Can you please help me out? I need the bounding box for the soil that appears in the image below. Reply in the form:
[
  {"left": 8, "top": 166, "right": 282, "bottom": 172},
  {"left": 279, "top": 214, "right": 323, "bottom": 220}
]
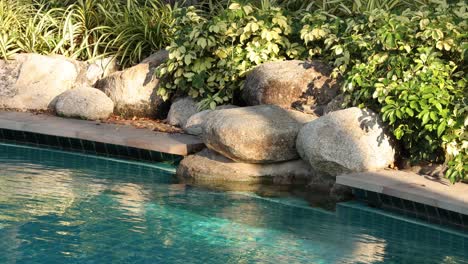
[
  {"left": 3, "top": 109, "right": 183, "bottom": 134},
  {"left": 103, "top": 114, "right": 182, "bottom": 134}
]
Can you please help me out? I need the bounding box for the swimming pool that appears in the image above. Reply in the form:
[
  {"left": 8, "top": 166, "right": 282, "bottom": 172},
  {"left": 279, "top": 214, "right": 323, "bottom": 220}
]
[{"left": 0, "top": 143, "right": 467, "bottom": 263}]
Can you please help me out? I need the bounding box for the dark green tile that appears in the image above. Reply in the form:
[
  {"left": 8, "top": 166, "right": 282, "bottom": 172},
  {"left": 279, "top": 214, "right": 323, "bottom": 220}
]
[
  {"left": 81, "top": 140, "right": 96, "bottom": 153},
  {"left": 69, "top": 138, "right": 83, "bottom": 151},
  {"left": 94, "top": 142, "right": 107, "bottom": 154},
  {"left": 57, "top": 137, "right": 71, "bottom": 149},
  {"left": 106, "top": 144, "right": 119, "bottom": 157}
]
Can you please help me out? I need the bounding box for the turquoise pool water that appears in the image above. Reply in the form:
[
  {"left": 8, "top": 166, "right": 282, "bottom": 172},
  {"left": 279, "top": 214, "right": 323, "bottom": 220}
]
[{"left": 0, "top": 143, "right": 467, "bottom": 264}]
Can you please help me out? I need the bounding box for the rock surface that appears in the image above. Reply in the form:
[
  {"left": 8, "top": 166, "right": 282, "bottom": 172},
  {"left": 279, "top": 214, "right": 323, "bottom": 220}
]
[
  {"left": 183, "top": 105, "right": 238, "bottom": 135},
  {"left": 297, "top": 107, "right": 395, "bottom": 176},
  {"left": 140, "top": 49, "right": 169, "bottom": 68},
  {"left": 324, "top": 94, "right": 346, "bottom": 114},
  {"left": 177, "top": 149, "right": 313, "bottom": 184},
  {"left": 242, "top": 60, "right": 340, "bottom": 115},
  {"left": 167, "top": 97, "right": 198, "bottom": 127},
  {"left": 95, "top": 58, "right": 167, "bottom": 118},
  {"left": 85, "top": 57, "right": 119, "bottom": 86},
  {"left": 202, "top": 105, "right": 317, "bottom": 163},
  {"left": 55, "top": 87, "right": 114, "bottom": 120},
  {"left": 0, "top": 54, "right": 84, "bottom": 110}
]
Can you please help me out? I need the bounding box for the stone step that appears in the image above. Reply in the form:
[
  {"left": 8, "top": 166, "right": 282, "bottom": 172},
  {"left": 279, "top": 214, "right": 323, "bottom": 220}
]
[
  {"left": 0, "top": 111, "right": 204, "bottom": 156},
  {"left": 337, "top": 169, "right": 468, "bottom": 216}
]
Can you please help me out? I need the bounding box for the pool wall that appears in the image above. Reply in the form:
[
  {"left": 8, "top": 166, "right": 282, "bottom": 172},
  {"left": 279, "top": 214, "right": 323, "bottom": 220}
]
[
  {"left": 0, "top": 128, "right": 182, "bottom": 165},
  {"left": 353, "top": 188, "right": 467, "bottom": 231}
]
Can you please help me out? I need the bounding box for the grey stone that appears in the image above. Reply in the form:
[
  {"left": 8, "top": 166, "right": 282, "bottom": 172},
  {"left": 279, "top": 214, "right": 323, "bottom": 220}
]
[
  {"left": 86, "top": 57, "right": 119, "bottom": 86},
  {"left": 242, "top": 60, "right": 340, "bottom": 115},
  {"left": 140, "top": 50, "right": 169, "bottom": 68},
  {"left": 324, "top": 94, "right": 347, "bottom": 114},
  {"left": 329, "top": 183, "right": 353, "bottom": 202},
  {"left": 297, "top": 107, "right": 395, "bottom": 176},
  {"left": 183, "top": 105, "right": 238, "bottom": 136},
  {"left": 95, "top": 63, "right": 167, "bottom": 118},
  {"left": 167, "top": 97, "right": 198, "bottom": 127},
  {"left": 177, "top": 149, "right": 313, "bottom": 184},
  {"left": 55, "top": 87, "right": 114, "bottom": 120},
  {"left": 202, "top": 105, "right": 317, "bottom": 163},
  {"left": 0, "top": 54, "right": 83, "bottom": 110}
]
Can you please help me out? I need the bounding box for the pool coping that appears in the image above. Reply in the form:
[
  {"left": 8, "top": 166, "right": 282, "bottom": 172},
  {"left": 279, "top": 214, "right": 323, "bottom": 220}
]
[
  {"left": 337, "top": 169, "right": 468, "bottom": 230},
  {"left": 0, "top": 111, "right": 205, "bottom": 164}
]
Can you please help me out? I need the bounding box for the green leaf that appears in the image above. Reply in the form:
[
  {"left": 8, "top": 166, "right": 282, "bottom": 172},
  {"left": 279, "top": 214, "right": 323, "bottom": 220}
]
[
  {"left": 434, "top": 102, "right": 443, "bottom": 112},
  {"left": 197, "top": 38, "right": 207, "bottom": 49},
  {"left": 406, "top": 108, "right": 414, "bottom": 117},
  {"left": 422, "top": 112, "right": 430, "bottom": 125},
  {"left": 437, "top": 122, "right": 446, "bottom": 137},
  {"left": 228, "top": 3, "right": 241, "bottom": 10},
  {"left": 209, "top": 101, "right": 216, "bottom": 110}
]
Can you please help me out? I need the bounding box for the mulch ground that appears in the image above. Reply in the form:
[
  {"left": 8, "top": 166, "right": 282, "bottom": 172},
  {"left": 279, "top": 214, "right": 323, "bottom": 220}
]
[{"left": 103, "top": 115, "right": 182, "bottom": 134}]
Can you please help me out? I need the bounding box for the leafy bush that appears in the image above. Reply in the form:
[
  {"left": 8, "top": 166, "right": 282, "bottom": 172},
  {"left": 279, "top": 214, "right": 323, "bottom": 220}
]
[
  {"left": 156, "top": 3, "right": 305, "bottom": 108},
  {"left": 158, "top": 1, "right": 466, "bottom": 181},
  {"left": 300, "top": 2, "right": 467, "bottom": 182}
]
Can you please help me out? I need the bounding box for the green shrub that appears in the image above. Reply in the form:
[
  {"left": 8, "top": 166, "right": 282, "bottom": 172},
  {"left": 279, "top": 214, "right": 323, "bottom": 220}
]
[
  {"left": 156, "top": 3, "right": 306, "bottom": 108},
  {"left": 0, "top": 0, "right": 174, "bottom": 66},
  {"left": 102, "top": 0, "right": 176, "bottom": 67},
  {"left": 300, "top": 2, "right": 467, "bottom": 182},
  {"left": 158, "top": 1, "right": 466, "bottom": 181}
]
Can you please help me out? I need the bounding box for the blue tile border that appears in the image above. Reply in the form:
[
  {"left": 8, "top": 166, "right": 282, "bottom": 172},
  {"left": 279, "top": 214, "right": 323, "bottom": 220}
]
[
  {"left": 0, "top": 128, "right": 182, "bottom": 166},
  {"left": 352, "top": 188, "right": 467, "bottom": 231}
]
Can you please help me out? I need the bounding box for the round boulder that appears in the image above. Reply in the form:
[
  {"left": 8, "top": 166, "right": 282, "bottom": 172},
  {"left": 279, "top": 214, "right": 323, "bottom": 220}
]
[
  {"left": 55, "top": 87, "right": 114, "bottom": 120},
  {"left": 183, "top": 105, "right": 238, "bottom": 136},
  {"left": 94, "top": 50, "right": 169, "bottom": 118},
  {"left": 0, "top": 53, "right": 82, "bottom": 110},
  {"left": 297, "top": 107, "right": 395, "bottom": 176},
  {"left": 167, "top": 97, "right": 198, "bottom": 127},
  {"left": 177, "top": 149, "right": 314, "bottom": 184},
  {"left": 202, "top": 105, "right": 317, "bottom": 163},
  {"left": 242, "top": 60, "right": 340, "bottom": 115}
]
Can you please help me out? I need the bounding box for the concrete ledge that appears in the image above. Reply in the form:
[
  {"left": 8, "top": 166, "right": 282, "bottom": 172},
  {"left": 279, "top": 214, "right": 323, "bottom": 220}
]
[
  {"left": 0, "top": 111, "right": 204, "bottom": 156},
  {"left": 337, "top": 169, "right": 468, "bottom": 215}
]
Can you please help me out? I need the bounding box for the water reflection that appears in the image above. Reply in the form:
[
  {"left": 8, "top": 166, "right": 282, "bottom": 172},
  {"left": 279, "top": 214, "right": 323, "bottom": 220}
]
[{"left": 0, "top": 144, "right": 467, "bottom": 264}]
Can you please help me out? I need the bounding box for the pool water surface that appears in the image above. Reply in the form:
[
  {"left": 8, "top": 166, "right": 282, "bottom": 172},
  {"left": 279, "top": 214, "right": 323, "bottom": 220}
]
[{"left": 0, "top": 143, "right": 467, "bottom": 264}]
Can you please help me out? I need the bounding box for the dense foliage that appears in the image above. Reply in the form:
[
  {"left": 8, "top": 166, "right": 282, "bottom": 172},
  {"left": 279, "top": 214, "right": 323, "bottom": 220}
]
[
  {"left": 0, "top": 0, "right": 175, "bottom": 66},
  {"left": 156, "top": 3, "right": 305, "bottom": 108},
  {"left": 300, "top": 3, "right": 467, "bottom": 182},
  {"left": 157, "top": 1, "right": 467, "bottom": 182}
]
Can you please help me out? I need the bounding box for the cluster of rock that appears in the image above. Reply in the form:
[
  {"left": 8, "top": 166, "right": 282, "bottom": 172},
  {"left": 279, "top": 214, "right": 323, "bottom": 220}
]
[
  {"left": 169, "top": 60, "right": 395, "bottom": 200},
  {"left": 0, "top": 52, "right": 396, "bottom": 199},
  {"left": 0, "top": 50, "right": 169, "bottom": 120}
]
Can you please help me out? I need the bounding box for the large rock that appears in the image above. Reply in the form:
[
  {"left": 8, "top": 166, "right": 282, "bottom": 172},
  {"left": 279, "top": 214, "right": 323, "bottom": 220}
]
[
  {"left": 242, "top": 60, "right": 341, "bottom": 115},
  {"left": 0, "top": 54, "right": 85, "bottom": 110},
  {"left": 202, "top": 105, "right": 317, "bottom": 163},
  {"left": 324, "top": 94, "right": 347, "bottom": 114},
  {"left": 167, "top": 97, "right": 198, "bottom": 127},
  {"left": 85, "top": 57, "right": 119, "bottom": 86},
  {"left": 55, "top": 87, "right": 114, "bottom": 120},
  {"left": 94, "top": 51, "right": 169, "bottom": 118},
  {"left": 183, "top": 105, "right": 238, "bottom": 135},
  {"left": 177, "top": 149, "right": 314, "bottom": 184},
  {"left": 140, "top": 49, "right": 169, "bottom": 68},
  {"left": 297, "top": 107, "right": 395, "bottom": 176}
]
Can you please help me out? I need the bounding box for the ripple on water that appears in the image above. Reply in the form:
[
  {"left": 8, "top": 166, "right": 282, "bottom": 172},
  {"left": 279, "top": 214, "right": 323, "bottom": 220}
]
[{"left": 0, "top": 144, "right": 467, "bottom": 264}]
